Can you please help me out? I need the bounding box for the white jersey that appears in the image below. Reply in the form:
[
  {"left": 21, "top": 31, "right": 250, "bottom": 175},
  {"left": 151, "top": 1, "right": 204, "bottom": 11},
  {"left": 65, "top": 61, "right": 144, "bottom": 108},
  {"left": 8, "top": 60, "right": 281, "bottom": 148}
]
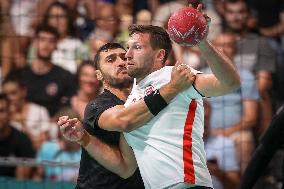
[{"left": 124, "top": 66, "right": 213, "bottom": 189}]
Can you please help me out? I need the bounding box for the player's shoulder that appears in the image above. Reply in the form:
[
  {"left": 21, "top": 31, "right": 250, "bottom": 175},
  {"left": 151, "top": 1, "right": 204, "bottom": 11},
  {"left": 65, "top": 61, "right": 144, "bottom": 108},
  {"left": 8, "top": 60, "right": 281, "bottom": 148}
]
[{"left": 86, "top": 90, "right": 123, "bottom": 112}]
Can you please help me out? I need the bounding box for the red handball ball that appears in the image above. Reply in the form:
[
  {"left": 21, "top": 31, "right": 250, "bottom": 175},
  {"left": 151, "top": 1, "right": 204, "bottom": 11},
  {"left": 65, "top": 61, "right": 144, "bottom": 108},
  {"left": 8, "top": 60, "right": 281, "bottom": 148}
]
[{"left": 168, "top": 7, "right": 208, "bottom": 47}]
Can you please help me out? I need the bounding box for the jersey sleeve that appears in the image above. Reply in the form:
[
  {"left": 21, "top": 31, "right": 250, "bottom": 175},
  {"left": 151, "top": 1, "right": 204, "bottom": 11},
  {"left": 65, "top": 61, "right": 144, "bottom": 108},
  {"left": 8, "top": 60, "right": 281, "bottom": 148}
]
[{"left": 83, "top": 99, "right": 115, "bottom": 131}]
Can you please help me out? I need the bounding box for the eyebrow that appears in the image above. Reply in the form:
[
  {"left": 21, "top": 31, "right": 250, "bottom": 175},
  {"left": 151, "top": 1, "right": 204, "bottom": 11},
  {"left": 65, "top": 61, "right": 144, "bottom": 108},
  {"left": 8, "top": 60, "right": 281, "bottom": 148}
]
[{"left": 105, "top": 53, "right": 126, "bottom": 59}]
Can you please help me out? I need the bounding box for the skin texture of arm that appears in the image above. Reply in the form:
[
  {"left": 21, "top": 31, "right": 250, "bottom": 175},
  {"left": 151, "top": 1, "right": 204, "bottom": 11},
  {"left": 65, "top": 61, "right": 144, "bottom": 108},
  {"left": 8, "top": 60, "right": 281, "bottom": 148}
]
[
  {"left": 58, "top": 117, "right": 137, "bottom": 178},
  {"left": 98, "top": 63, "right": 196, "bottom": 132},
  {"left": 195, "top": 40, "right": 240, "bottom": 97},
  {"left": 83, "top": 133, "right": 137, "bottom": 178}
]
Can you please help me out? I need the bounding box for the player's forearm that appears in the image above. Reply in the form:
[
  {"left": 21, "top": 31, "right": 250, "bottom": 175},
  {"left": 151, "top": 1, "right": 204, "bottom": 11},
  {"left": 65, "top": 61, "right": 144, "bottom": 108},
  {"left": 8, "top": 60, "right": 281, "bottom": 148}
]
[
  {"left": 81, "top": 133, "right": 133, "bottom": 178},
  {"left": 121, "top": 83, "right": 181, "bottom": 131},
  {"left": 104, "top": 85, "right": 180, "bottom": 132},
  {"left": 198, "top": 40, "right": 240, "bottom": 92}
]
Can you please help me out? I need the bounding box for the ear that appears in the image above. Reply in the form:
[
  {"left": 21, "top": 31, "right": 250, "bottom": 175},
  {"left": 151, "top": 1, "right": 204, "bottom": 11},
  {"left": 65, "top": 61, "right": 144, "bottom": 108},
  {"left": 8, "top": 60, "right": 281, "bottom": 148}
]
[
  {"left": 95, "top": 70, "right": 103, "bottom": 81},
  {"left": 156, "top": 49, "right": 166, "bottom": 63}
]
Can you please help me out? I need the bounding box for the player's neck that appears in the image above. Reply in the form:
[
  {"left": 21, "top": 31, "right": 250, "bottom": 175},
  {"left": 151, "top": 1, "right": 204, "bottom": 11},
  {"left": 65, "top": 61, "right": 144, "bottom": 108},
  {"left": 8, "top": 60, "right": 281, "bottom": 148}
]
[{"left": 136, "top": 64, "right": 164, "bottom": 83}]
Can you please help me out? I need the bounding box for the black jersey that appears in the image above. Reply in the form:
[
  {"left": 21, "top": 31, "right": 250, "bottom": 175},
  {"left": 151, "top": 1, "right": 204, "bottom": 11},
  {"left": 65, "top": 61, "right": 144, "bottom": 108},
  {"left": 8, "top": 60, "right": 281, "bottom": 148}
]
[{"left": 76, "top": 90, "right": 144, "bottom": 189}]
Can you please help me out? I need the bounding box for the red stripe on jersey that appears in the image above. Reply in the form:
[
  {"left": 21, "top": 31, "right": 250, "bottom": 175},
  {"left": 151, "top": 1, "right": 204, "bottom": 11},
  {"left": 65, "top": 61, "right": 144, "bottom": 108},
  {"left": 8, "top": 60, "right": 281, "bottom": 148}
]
[{"left": 183, "top": 99, "right": 197, "bottom": 183}]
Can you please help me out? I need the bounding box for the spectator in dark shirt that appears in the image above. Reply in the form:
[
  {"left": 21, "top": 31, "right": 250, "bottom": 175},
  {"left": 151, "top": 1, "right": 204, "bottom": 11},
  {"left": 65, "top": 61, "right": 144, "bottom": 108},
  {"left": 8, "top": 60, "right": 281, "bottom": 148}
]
[
  {"left": 0, "top": 93, "right": 35, "bottom": 179},
  {"left": 15, "top": 25, "right": 76, "bottom": 117}
]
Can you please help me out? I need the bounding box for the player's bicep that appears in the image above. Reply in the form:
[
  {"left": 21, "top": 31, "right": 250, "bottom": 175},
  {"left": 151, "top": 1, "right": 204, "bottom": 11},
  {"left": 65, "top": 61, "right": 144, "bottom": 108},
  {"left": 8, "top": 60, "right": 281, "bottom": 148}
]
[
  {"left": 98, "top": 105, "right": 127, "bottom": 131},
  {"left": 194, "top": 73, "right": 232, "bottom": 97}
]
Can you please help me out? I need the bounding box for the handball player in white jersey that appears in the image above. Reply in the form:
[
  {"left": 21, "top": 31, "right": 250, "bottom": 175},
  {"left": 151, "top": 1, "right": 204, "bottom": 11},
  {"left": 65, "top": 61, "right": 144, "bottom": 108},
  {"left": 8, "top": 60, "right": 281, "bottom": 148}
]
[{"left": 58, "top": 6, "right": 240, "bottom": 189}]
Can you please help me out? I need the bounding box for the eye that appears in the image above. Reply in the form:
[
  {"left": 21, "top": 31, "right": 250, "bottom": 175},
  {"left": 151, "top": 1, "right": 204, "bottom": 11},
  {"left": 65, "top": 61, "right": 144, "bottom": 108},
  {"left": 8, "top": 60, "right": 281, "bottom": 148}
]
[
  {"left": 106, "top": 57, "right": 115, "bottom": 63},
  {"left": 134, "top": 45, "right": 141, "bottom": 49},
  {"left": 106, "top": 54, "right": 117, "bottom": 63}
]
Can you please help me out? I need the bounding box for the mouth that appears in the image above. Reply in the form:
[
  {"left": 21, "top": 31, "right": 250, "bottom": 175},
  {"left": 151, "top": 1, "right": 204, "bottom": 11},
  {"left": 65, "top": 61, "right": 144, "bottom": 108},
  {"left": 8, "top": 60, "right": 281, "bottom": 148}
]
[
  {"left": 117, "top": 67, "right": 128, "bottom": 74},
  {"left": 127, "top": 62, "right": 135, "bottom": 69}
]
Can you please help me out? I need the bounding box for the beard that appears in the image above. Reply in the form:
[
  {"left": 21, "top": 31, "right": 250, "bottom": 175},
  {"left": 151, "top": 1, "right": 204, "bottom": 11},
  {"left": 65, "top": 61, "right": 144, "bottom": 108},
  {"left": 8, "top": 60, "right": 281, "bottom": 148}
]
[
  {"left": 127, "top": 55, "right": 154, "bottom": 79},
  {"left": 37, "top": 52, "right": 52, "bottom": 62},
  {"left": 103, "top": 74, "right": 133, "bottom": 89}
]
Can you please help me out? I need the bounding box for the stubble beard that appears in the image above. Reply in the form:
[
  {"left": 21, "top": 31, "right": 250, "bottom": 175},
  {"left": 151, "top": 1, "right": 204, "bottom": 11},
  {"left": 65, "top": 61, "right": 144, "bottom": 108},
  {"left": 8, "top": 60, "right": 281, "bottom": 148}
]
[
  {"left": 104, "top": 75, "right": 133, "bottom": 89},
  {"left": 37, "top": 53, "right": 52, "bottom": 62}
]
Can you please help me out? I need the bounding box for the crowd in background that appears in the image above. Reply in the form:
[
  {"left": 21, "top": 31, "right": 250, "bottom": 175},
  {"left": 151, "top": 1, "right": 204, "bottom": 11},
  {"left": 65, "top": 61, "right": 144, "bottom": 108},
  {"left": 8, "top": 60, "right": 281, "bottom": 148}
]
[{"left": 0, "top": 0, "right": 283, "bottom": 188}]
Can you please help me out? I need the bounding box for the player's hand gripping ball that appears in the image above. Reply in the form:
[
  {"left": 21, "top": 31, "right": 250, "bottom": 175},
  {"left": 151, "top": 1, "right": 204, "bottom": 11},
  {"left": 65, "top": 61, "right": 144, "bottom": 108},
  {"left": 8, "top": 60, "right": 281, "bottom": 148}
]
[{"left": 168, "top": 6, "right": 209, "bottom": 47}]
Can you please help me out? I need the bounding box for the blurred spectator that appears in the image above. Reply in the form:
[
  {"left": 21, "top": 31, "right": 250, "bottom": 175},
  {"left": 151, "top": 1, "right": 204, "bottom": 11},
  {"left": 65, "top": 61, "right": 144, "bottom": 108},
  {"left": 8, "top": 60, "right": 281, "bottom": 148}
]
[
  {"left": 0, "top": 93, "right": 35, "bottom": 179},
  {"left": 204, "top": 100, "right": 240, "bottom": 189},
  {"left": 89, "top": 2, "right": 120, "bottom": 41},
  {"left": 206, "top": 32, "right": 259, "bottom": 175},
  {"left": 152, "top": 0, "right": 186, "bottom": 28},
  {"left": 9, "top": 0, "right": 38, "bottom": 51},
  {"left": 147, "top": 0, "right": 181, "bottom": 14},
  {"left": 115, "top": 0, "right": 133, "bottom": 17},
  {"left": 135, "top": 9, "right": 152, "bottom": 25},
  {"left": 2, "top": 74, "right": 50, "bottom": 151},
  {"left": 223, "top": 0, "right": 276, "bottom": 138},
  {"left": 248, "top": 0, "right": 284, "bottom": 111},
  {"left": 116, "top": 14, "right": 133, "bottom": 46},
  {"left": 69, "top": 0, "right": 96, "bottom": 41},
  {"left": 83, "top": 33, "right": 111, "bottom": 61},
  {"left": 29, "top": 2, "right": 86, "bottom": 74},
  {"left": 0, "top": 0, "right": 25, "bottom": 81},
  {"left": 36, "top": 107, "right": 80, "bottom": 181},
  {"left": 203, "top": 0, "right": 223, "bottom": 40},
  {"left": 52, "top": 138, "right": 81, "bottom": 182},
  {"left": 248, "top": 0, "right": 284, "bottom": 37},
  {"left": 71, "top": 61, "right": 102, "bottom": 120},
  {"left": 15, "top": 25, "right": 77, "bottom": 118},
  {"left": 172, "top": 44, "right": 203, "bottom": 70}
]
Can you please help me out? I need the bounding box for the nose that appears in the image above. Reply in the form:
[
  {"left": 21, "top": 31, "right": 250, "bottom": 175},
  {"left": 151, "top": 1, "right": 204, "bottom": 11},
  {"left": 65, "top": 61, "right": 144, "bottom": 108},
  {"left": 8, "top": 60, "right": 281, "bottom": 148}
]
[
  {"left": 125, "top": 48, "right": 133, "bottom": 61},
  {"left": 117, "top": 57, "right": 126, "bottom": 67}
]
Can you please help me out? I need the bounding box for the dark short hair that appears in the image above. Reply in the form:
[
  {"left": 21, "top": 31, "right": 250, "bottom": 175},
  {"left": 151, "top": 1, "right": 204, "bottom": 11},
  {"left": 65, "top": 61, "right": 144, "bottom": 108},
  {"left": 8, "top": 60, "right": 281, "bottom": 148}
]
[
  {"left": 2, "top": 73, "right": 26, "bottom": 89},
  {"left": 93, "top": 43, "right": 126, "bottom": 70},
  {"left": 35, "top": 24, "right": 59, "bottom": 39},
  {"left": 128, "top": 24, "right": 172, "bottom": 64}
]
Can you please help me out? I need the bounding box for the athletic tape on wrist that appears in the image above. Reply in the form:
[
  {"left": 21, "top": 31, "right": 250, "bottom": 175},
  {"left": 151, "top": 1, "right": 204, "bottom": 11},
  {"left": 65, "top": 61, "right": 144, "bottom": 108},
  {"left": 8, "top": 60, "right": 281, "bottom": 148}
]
[{"left": 144, "top": 89, "right": 168, "bottom": 116}]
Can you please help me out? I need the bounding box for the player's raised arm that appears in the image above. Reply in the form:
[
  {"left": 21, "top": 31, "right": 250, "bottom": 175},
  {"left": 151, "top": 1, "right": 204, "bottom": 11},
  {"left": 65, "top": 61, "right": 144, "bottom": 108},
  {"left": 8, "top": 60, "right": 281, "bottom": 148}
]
[
  {"left": 98, "top": 62, "right": 196, "bottom": 132},
  {"left": 195, "top": 39, "right": 240, "bottom": 97},
  {"left": 168, "top": 4, "right": 240, "bottom": 97}
]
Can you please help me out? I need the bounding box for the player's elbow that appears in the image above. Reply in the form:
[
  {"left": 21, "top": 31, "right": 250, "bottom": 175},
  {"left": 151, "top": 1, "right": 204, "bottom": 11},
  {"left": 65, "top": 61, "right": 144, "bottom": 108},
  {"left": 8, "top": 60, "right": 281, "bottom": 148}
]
[
  {"left": 117, "top": 166, "right": 136, "bottom": 179},
  {"left": 118, "top": 171, "right": 132, "bottom": 179}
]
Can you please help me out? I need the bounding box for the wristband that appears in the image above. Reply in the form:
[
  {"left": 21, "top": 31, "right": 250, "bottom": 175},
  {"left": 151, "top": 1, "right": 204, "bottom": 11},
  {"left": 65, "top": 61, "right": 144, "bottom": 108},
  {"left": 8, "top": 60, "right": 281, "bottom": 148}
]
[
  {"left": 78, "top": 130, "right": 90, "bottom": 147},
  {"left": 144, "top": 89, "right": 168, "bottom": 116}
]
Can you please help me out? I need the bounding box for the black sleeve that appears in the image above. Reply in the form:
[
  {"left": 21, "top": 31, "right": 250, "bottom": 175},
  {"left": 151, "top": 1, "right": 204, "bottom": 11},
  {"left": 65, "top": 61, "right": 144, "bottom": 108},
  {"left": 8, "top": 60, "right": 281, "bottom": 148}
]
[
  {"left": 82, "top": 95, "right": 122, "bottom": 145},
  {"left": 84, "top": 99, "right": 117, "bottom": 131},
  {"left": 240, "top": 108, "right": 284, "bottom": 189}
]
